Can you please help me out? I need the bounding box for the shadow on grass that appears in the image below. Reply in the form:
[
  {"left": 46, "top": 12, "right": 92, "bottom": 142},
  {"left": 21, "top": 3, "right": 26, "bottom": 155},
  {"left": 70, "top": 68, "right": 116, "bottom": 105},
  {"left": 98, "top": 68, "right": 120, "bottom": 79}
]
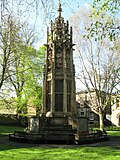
[
  {"left": 0, "top": 125, "right": 120, "bottom": 153},
  {"left": 0, "top": 144, "right": 120, "bottom": 160},
  {"left": 0, "top": 137, "right": 120, "bottom": 160},
  {"left": 0, "top": 135, "right": 120, "bottom": 151}
]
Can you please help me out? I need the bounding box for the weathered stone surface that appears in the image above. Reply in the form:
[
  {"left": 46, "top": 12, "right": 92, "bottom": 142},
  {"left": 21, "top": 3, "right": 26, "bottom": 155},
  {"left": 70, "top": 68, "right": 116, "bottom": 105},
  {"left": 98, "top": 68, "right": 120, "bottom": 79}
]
[
  {"left": 10, "top": 1, "right": 90, "bottom": 144},
  {"left": 28, "top": 1, "right": 89, "bottom": 143}
]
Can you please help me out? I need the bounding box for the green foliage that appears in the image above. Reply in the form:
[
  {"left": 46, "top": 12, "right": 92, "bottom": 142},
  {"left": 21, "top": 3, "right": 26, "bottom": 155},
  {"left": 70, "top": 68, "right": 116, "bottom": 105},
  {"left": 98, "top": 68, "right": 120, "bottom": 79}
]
[
  {"left": 14, "top": 45, "right": 45, "bottom": 116},
  {"left": 85, "top": 0, "right": 120, "bottom": 42},
  {"left": 93, "top": 0, "right": 120, "bottom": 15},
  {"left": 0, "top": 97, "right": 16, "bottom": 111},
  {"left": 21, "top": 46, "right": 45, "bottom": 116},
  {"left": 0, "top": 16, "right": 45, "bottom": 116},
  {"left": 85, "top": 19, "right": 119, "bottom": 42}
]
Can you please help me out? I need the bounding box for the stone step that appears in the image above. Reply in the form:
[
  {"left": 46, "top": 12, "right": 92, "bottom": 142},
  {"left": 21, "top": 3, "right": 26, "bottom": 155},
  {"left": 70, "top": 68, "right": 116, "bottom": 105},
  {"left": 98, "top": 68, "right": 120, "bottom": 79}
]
[
  {"left": 45, "top": 134, "right": 75, "bottom": 141},
  {"left": 44, "top": 130, "right": 76, "bottom": 134},
  {"left": 41, "top": 124, "right": 73, "bottom": 130},
  {"left": 9, "top": 127, "right": 77, "bottom": 144},
  {"left": 40, "top": 127, "right": 77, "bottom": 133}
]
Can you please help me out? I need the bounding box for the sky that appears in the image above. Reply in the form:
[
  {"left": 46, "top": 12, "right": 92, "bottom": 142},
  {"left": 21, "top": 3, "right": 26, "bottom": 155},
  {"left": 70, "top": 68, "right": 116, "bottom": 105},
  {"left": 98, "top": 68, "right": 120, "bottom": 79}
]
[
  {"left": 12, "top": 0, "right": 92, "bottom": 91},
  {"left": 0, "top": 0, "right": 94, "bottom": 95},
  {"left": 34, "top": 0, "right": 93, "bottom": 48},
  {"left": 57, "top": 0, "right": 93, "bottom": 19},
  {"left": 1, "top": 0, "right": 119, "bottom": 97},
  {"left": 41, "top": 0, "right": 93, "bottom": 91}
]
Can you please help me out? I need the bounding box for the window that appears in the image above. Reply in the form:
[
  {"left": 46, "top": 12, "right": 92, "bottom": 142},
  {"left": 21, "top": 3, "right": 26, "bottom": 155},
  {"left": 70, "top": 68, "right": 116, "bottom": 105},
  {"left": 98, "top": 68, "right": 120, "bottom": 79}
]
[
  {"left": 55, "top": 94, "right": 63, "bottom": 111},
  {"left": 55, "top": 80, "right": 63, "bottom": 92},
  {"left": 67, "top": 81, "right": 71, "bottom": 93},
  {"left": 55, "top": 80, "right": 63, "bottom": 111},
  {"left": 81, "top": 112, "right": 84, "bottom": 116},
  {"left": 89, "top": 112, "right": 94, "bottom": 120},
  {"left": 67, "top": 81, "right": 71, "bottom": 112}
]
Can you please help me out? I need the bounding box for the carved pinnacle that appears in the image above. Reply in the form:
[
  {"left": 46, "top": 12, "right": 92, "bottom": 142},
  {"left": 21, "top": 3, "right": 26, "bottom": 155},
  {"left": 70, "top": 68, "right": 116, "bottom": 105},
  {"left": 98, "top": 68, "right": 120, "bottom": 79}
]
[{"left": 58, "top": 0, "right": 62, "bottom": 17}]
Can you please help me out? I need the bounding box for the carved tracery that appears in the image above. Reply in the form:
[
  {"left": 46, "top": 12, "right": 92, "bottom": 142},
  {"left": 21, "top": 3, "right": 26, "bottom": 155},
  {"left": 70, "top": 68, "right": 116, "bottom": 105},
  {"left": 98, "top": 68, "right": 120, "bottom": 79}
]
[
  {"left": 47, "top": 44, "right": 53, "bottom": 71},
  {"left": 55, "top": 41, "right": 63, "bottom": 69}
]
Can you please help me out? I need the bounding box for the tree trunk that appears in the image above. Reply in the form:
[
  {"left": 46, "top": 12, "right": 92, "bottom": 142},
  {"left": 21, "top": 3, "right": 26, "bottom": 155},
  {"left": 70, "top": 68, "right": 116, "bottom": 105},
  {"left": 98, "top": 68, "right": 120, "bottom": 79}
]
[{"left": 99, "top": 113, "right": 104, "bottom": 131}]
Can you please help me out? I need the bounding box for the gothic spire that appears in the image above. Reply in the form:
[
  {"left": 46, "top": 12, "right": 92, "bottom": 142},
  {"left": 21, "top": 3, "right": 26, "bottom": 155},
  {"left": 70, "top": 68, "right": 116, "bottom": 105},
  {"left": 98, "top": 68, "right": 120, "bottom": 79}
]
[{"left": 58, "top": 0, "right": 62, "bottom": 17}]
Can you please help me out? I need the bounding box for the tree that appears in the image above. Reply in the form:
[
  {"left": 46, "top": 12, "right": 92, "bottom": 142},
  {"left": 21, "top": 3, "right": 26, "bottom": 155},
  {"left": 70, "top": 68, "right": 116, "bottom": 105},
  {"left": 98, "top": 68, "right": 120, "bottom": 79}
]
[
  {"left": 7, "top": 43, "right": 45, "bottom": 117},
  {"left": 92, "top": 0, "right": 120, "bottom": 15},
  {"left": 91, "top": 0, "right": 120, "bottom": 41},
  {"left": 0, "top": 14, "right": 45, "bottom": 120},
  {"left": 0, "top": 0, "right": 60, "bottom": 121},
  {"left": 0, "top": 0, "right": 55, "bottom": 90},
  {"left": 21, "top": 46, "right": 45, "bottom": 116},
  {"left": 71, "top": 6, "right": 120, "bottom": 131},
  {"left": 0, "top": 16, "right": 19, "bottom": 90}
]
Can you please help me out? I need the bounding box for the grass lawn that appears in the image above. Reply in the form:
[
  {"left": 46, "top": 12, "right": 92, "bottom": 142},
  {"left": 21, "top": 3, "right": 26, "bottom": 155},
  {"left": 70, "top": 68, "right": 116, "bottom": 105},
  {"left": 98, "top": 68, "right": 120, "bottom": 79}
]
[
  {"left": 0, "top": 126, "right": 120, "bottom": 160},
  {"left": 0, "top": 125, "right": 24, "bottom": 136},
  {"left": 107, "top": 131, "right": 120, "bottom": 136},
  {"left": 0, "top": 144, "right": 120, "bottom": 160}
]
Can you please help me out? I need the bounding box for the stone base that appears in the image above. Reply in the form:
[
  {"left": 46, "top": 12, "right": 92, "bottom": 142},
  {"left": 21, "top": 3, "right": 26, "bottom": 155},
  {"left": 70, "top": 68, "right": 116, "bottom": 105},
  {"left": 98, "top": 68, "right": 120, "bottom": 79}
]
[
  {"left": 27, "top": 115, "right": 89, "bottom": 143},
  {"left": 9, "top": 116, "right": 109, "bottom": 144},
  {"left": 28, "top": 116, "right": 77, "bottom": 143}
]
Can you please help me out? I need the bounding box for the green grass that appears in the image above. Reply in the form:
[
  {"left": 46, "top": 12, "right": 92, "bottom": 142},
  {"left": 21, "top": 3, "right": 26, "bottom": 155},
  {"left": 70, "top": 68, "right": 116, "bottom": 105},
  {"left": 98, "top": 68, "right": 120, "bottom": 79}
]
[
  {"left": 0, "top": 144, "right": 120, "bottom": 160},
  {"left": 107, "top": 131, "right": 120, "bottom": 136},
  {"left": 105, "top": 126, "right": 120, "bottom": 131},
  {"left": 0, "top": 125, "right": 24, "bottom": 136},
  {"left": 0, "top": 126, "right": 120, "bottom": 160}
]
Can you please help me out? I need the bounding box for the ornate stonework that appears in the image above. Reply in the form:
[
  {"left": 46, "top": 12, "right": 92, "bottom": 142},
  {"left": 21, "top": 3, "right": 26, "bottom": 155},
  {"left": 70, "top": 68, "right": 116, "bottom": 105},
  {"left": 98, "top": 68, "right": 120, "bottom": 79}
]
[
  {"left": 43, "top": 0, "right": 76, "bottom": 117},
  {"left": 9, "top": 1, "right": 89, "bottom": 144}
]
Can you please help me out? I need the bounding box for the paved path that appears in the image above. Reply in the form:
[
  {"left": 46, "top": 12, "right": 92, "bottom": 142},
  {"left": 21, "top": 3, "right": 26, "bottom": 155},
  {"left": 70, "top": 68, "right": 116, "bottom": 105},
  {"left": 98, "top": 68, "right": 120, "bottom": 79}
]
[
  {"left": 0, "top": 135, "right": 120, "bottom": 148},
  {"left": 87, "top": 136, "right": 120, "bottom": 147}
]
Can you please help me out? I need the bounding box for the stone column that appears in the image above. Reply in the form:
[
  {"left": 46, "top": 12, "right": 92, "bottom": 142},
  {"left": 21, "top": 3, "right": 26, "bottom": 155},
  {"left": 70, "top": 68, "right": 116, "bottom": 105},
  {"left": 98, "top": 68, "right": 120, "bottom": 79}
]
[
  {"left": 63, "top": 76, "right": 67, "bottom": 113},
  {"left": 42, "top": 48, "right": 49, "bottom": 114},
  {"left": 63, "top": 44, "right": 67, "bottom": 114},
  {"left": 71, "top": 64, "right": 76, "bottom": 114},
  {"left": 51, "top": 43, "right": 55, "bottom": 113},
  {"left": 42, "top": 78, "right": 46, "bottom": 114}
]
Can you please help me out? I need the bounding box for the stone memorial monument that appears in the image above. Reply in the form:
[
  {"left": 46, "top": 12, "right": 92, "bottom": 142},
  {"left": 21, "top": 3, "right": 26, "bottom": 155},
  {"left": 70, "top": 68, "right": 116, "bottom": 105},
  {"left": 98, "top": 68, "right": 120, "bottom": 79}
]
[
  {"left": 9, "top": 0, "right": 90, "bottom": 144},
  {"left": 28, "top": 1, "right": 89, "bottom": 143}
]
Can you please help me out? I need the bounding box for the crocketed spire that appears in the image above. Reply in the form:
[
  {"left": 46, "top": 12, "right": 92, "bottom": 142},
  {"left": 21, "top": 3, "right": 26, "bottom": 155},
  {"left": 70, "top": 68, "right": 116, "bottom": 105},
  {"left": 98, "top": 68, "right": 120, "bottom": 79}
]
[{"left": 58, "top": 0, "right": 62, "bottom": 17}]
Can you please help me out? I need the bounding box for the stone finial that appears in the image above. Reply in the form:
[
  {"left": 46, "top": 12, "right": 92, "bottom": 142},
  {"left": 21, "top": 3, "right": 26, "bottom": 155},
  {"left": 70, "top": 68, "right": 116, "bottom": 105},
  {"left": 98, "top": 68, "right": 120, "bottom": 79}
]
[{"left": 58, "top": 0, "right": 62, "bottom": 17}]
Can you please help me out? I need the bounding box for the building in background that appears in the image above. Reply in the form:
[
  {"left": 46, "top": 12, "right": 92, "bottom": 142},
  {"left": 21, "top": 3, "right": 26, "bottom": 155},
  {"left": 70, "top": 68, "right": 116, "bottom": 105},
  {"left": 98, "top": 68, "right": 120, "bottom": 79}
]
[
  {"left": 76, "top": 90, "right": 120, "bottom": 127},
  {"left": 76, "top": 90, "right": 99, "bottom": 127},
  {"left": 110, "top": 94, "right": 120, "bottom": 127}
]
